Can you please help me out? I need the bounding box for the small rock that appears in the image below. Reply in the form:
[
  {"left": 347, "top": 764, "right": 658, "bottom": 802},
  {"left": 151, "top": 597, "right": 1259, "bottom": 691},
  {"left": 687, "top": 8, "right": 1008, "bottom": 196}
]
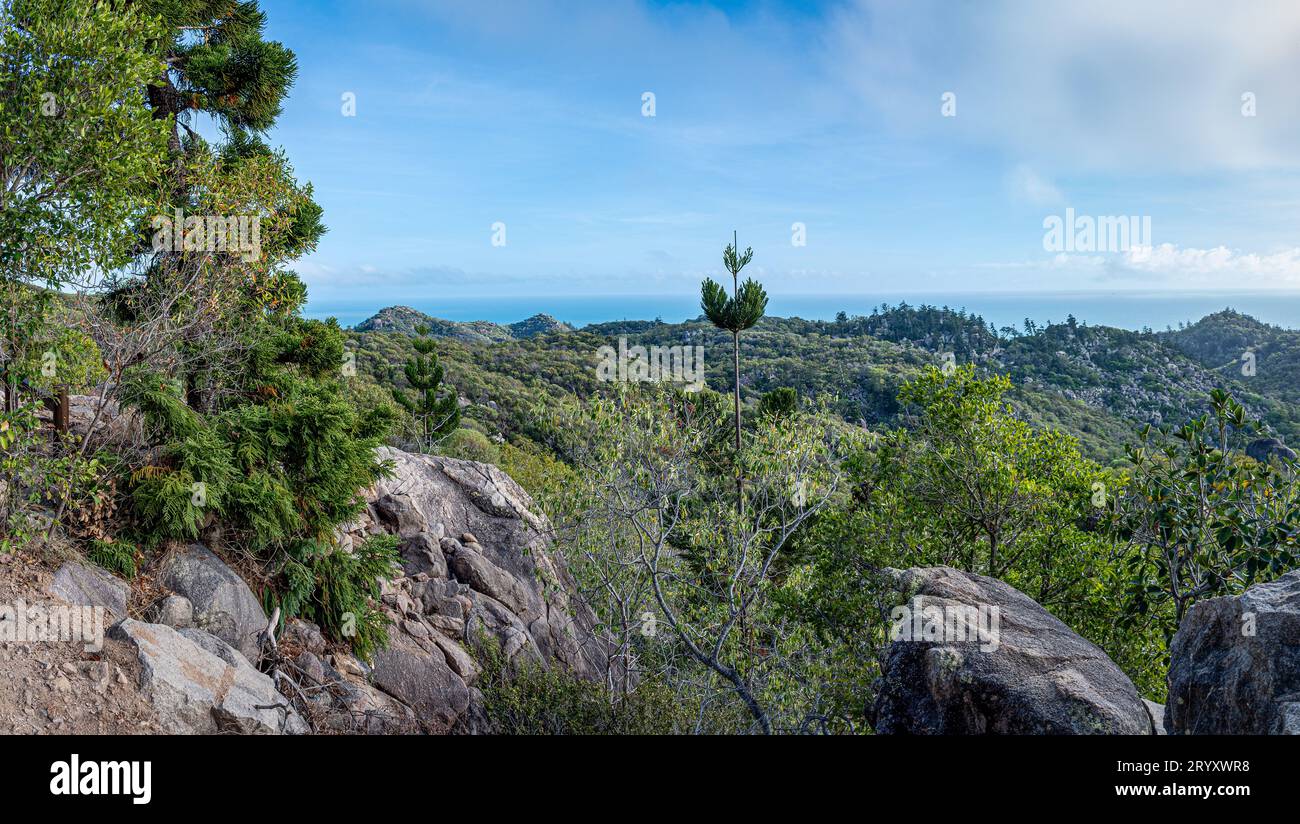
[
  {"left": 332, "top": 653, "right": 367, "bottom": 678},
  {"left": 49, "top": 561, "right": 129, "bottom": 620},
  {"left": 282, "top": 619, "right": 327, "bottom": 654},
  {"left": 147, "top": 595, "right": 193, "bottom": 629},
  {"left": 293, "top": 651, "right": 326, "bottom": 685}
]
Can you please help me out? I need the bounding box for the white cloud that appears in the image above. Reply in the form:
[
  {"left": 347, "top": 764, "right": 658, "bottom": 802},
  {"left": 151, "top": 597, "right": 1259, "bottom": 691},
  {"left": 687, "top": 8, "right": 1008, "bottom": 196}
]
[
  {"left": 988, "top": 243, "right": 1300, "bottom": 289},
  {"left": 829, "top": 0, "right": 1300, "bottom": 172}
]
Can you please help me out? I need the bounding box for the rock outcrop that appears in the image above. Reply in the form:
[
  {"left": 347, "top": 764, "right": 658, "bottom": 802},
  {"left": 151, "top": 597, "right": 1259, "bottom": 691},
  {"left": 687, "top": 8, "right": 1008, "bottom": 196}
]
[
  {"left": 27, "top": 440, "right": 607, "bottom": 735},
  {"left": 332, "top": 447, "right": 607, "bottom": 731},
  {"left": 871, "top": 566, "right": 1152, "bottom": 735},
  {"left": 353, "top": 306, "right": 571, "bottom": 342},
  {"left": 1166, "top": 570, "right": 1300, "bottom": 735}
]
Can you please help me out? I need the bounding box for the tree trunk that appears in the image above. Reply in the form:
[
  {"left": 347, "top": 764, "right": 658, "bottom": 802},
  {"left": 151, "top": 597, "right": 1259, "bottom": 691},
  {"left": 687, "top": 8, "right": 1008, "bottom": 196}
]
[
  {"left": 733, "top": 330, "right": 743, "bottom": 510},
  {"left": 43, "top": 385, "right": 69, "bottom": 434}
]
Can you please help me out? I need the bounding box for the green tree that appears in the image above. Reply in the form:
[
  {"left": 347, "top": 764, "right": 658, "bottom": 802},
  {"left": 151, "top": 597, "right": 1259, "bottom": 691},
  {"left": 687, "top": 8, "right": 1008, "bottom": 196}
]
[
  {"left": 758, "top": 386, "right": 798, "bottom": 419},
  {"left": 701, "top": 232, "right": 767, "bottom": 505},
  {"left": 554, "top": 384, "right": 841, "bottom": 733},
  {"left": 392, "top": 325, "right": 460, "bottom": 450},
  {"left": 141, "top": 0, "right": 298, "bottom": 140},
  {"left": 785, "top": 366, "right": 1171, "bottom": 721},
  {"left": 0, "top": 0, "right": 167, "bottom": 412},
  {"left": 1112, "top": 389, "right": 1299, "bottom": 631}
]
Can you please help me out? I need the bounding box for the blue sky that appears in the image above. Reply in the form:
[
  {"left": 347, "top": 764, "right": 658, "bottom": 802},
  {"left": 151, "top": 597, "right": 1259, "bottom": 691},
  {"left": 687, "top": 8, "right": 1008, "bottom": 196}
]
[{"left": 255, "top": 0, "right": 1300, "bottom": 309}]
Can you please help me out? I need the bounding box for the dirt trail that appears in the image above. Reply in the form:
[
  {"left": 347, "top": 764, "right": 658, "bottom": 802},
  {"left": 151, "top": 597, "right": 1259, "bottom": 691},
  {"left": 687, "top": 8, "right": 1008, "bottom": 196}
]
[{"left": 0, "top": 551, "right": 163, "bottom": 734}]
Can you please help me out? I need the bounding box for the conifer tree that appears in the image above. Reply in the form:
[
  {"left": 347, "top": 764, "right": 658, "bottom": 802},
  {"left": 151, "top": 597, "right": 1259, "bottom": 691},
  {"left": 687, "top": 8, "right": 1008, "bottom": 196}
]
[
  {"left": 131, "top": 0, "right": 323, "bottom": 411},
  {"left": 392, "top": 326, "right": 460, "bottom": 450},
  {"left": 142, "top": 0, "right": 299, "bottom": 140},
  {"left": 701, "top": 232, "right": 768, "bottom": 505}
]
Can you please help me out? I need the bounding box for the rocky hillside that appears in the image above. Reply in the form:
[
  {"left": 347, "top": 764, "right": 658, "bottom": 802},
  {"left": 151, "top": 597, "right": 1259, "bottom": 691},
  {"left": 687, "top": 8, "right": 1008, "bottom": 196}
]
[
  {"left": 3, "top": 440, "right": 606, "bottom": 735},
  {"left": 354, "top": 305, "right": 572, "bottom": 342}
]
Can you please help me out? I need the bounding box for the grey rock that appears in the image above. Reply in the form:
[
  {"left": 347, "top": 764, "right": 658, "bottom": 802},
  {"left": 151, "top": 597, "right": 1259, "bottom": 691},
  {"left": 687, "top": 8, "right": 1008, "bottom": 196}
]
[
  {"left": 445, "top": 542, "right": 533, "bottom": 616},
  {"left": 1246, "top": 438, "right": 1297, "bottom": 465},
  {"left": 871, "top": 566, "right": 1152, "bottom": 735},
  {"left": 293, "top": 651, "right": 326, "bottom": 685},
  {"left": 363, "top": 447, "right": 608, "bottom": 680},
  {"left": 374, "top": 494, "right": 425, "bottom": 538},
  {"left": 281, "top": 618, "right": 327, "bottom": 655},
  {"left": 49, "top": 561, "right": 129, "bottom": 621},
  {"left": 1166, "top": 570, "right": 1300, "bottom": 734},
  {"left": 147, "top": 595, "right": 193, "bottom": 629},
  {"left": 1143, "top": 700, "right": 1167, "bottom": 735},
  {"left": 399, "top": 533, "right": 447, "bottom": 578},
  {"left": 371, "top": 636, "right": 470, "bottom": 732},
  {"left": 178, "top": 627, "right": 246, "bottom": 667},
  {"left": 434, "top": 635, "right": 481, "bottom": 682},
  {"left": 111, "top": 620, "right": 305, "bottom": 734},
  {"left": 156, "top": 544, "right": 267, "bottom": 663}
]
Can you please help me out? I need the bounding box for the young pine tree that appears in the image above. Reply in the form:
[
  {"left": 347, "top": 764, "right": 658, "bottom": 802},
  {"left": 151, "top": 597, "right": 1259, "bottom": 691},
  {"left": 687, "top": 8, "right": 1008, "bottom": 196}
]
[
  {"left": 392, "top": 326, "right": 460, "bottom": 450},
  {"left": 700, "top": 233, "right": 768, "bottom": 505}
]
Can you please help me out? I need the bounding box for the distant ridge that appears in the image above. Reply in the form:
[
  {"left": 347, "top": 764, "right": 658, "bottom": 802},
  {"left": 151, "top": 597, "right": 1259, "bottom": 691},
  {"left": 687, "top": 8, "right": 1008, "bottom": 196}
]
[{"left": 354, "top": 305, "right": 573, "bottom": 342}]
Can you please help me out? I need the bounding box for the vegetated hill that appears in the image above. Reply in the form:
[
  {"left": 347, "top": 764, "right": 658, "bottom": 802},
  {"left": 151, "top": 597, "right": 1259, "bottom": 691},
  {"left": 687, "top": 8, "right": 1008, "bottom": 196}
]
[
  {"left": 1165, "top": 309, "right": 1300, "bottom": 415},
  {"left": 508, "top": 313, "right": 574, "bottom": 338},
  {"left": 349, "top": 303, "right": 1300, "bottom": 466},
  {"left": 354, "top": 305, "right": 572, "bottom": 342}
]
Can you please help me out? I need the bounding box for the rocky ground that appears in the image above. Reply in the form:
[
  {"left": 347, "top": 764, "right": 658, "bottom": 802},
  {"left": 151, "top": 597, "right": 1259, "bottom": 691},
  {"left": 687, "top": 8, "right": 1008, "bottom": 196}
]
[
  {"left": 0, "top": 551, "right": 163, "bottom": 734},
  {"left": 0, "top": 442, "right": 608, "bottom": 735}
]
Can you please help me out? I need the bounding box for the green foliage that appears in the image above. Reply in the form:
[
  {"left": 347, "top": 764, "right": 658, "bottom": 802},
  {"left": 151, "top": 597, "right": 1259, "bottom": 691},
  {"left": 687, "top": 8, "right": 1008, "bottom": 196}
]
[
  {"left": 437, "top": 428, "right": 499, "bottom": 464},
  {"left": 15, "top": 324, "right": 107, "bottom": 398},
  {"left": 276, "top": 534, "right": 400, "bottom": 661},
  {"left": 88, "top": 539, "right": 139, "bottom": 579},
  {"left": 475, "top": 634, "right": 694, "bottom": 735},
  {"left": 0, "top": 404, "right": 43, "bottom": 550},
  {"left": 391, "top": 325, "right": 460, "bottom": 449},
  {"left": 701, "top": 278, "right": 768, "bottom": 334},
  {"left": 787, "top": 366, "right": 1171, "bottom": 720},
  {"left": 140, "top": 0, "right": 299, "bottom": 134},
  {"left": 553, "top": 382, "right": 843, "bottom": 732},
  {"left": 0, "top": 0, "right": 169, "bottom": 288},
  {"left": 1112, "top": 388, "right": 1300, "bottom": 632},
  {"left": 758, "top": 386, "right": 798, "bottom": 419}
]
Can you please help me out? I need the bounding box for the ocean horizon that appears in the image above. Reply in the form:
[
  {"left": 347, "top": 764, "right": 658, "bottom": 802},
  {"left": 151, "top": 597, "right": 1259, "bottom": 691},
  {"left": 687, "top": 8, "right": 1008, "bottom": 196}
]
[{"left": 306, "top": 290, "right": 1300, "bottom": 334}]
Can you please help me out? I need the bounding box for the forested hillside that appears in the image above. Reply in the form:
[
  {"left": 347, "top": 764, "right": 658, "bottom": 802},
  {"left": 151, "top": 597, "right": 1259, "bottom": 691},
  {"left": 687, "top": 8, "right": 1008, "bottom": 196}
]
[{"left": 350, "top": 302, "right": 1300, "bottom": 466}]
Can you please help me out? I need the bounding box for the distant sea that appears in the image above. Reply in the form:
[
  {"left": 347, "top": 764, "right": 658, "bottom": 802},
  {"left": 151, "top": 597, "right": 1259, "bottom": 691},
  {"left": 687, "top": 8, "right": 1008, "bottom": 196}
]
[{"left": 305, "top": 291, "right": 1300, "bottom": 333}]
